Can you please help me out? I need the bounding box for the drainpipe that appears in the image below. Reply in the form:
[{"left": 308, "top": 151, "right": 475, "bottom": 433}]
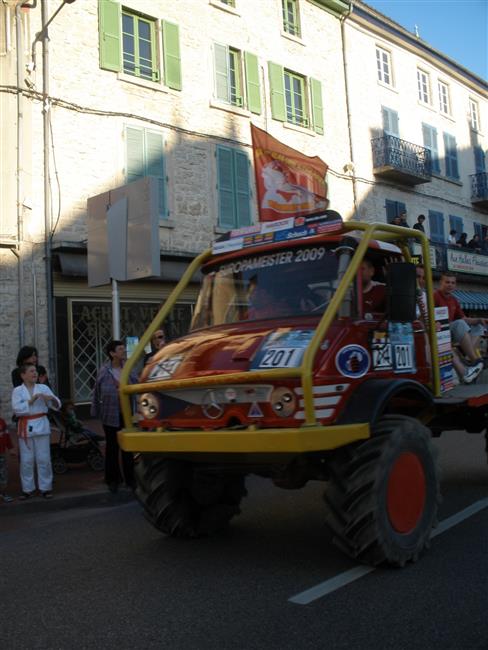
[
  {"left": 41, "top": 0, "right": 56, "bottom": 388},
  {"left": 15, "top": 1, "right": 29, "bottom": 347},
  {"left": 340, "top": 4, "right": 359, "bottom": 219}
]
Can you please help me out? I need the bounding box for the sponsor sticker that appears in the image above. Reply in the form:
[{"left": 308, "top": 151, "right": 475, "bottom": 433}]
[{"left": 335, "top": 345, "right": 370, "bottom": 378}]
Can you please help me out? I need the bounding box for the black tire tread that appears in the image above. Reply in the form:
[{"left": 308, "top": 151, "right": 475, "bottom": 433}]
[{"left": 324, "top": 415, "right": 440, "bottom": 567}]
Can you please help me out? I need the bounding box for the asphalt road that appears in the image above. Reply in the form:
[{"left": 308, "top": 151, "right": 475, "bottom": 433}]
[{"left": 1, "top": 430, "right": 488, "bottom": 650}]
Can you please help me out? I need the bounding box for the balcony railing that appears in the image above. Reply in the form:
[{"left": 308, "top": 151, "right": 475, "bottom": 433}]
[
  {"left": 470, "top": 172, "right": 488, "bottom": 210},
  {"left": 371, "top": 134, "right": 432, "bottom": 185},
  {"left": 411, "top": 241, "right": 488, "bottom": 278}
]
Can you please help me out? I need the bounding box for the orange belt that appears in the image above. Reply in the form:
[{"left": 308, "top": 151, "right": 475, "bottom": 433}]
[{"left": 17, "top": 413, "right": 46, "bottom": 440}]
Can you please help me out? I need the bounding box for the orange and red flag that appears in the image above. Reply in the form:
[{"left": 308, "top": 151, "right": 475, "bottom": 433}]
[{"left": 251, "top": 124, "right": 328, "bottom": 222}]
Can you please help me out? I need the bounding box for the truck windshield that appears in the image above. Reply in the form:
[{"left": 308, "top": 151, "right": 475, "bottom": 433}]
[{"left": 191, "top": 244, "right": 342, "bottom": 329}]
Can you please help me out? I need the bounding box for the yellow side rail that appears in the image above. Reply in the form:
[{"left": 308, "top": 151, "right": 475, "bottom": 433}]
[{"left": 119, "top": 222, "right": 440, "bottom": 429}]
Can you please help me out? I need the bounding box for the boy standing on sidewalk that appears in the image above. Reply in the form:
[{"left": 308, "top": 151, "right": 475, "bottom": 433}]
[
  {"left": 12, "top": 363, "right": 61, "bottom": 499},
  {"left": 0, "top": 412, "right": 14, "bottom": 502}
]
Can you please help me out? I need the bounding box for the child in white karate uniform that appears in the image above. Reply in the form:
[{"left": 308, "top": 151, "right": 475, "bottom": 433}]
[{"left": 11, "top": 363, "right": 61, "bottom": 499}]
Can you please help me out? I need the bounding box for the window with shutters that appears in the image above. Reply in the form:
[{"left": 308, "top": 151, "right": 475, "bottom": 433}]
[
  {"left": 122, "top": 10, "right": 157, "bottom": 80},
  {"left": 422, "top": 123, "right": 440, "bottom": 174},
  {"left": 126, "top": 126, "right": 167, "bottom": 219},
  {"left": 428, "top": 210, "right": 444, "bottom": 244},
  {"left": 469, "top": 99, "right": 480, "bottom": 132},
  {"left": 417, "top": 69, "right": 431, "bottom": 104},
  {"left": 474, "top": 146, "right": 486, "bottom": 173},
  {"left": 282, "top": 0, "right": 301, "bottom": 37},
  {"left": 438, "top": 81, "right": 450, "bottom": 115},
  {"left": 213, "top": 44, "right": 261, "bottom": 114},
  {"left": 385, "top": 200, "right": 406, "bottom": 224},
  {"left": 284, "top": 70, "right": 307, "bottom": 127},
  {"left": 216, "top": 146, "right": 252, "bottom": 229},
  {"left": 381, "top": 106, "right": 399, "bottom": 136},
  {"left": 449, "top": 215, "right": 463, "bottom": 238},
  {"left": 99, "top": 1, "right": 182, "bottom": 90},
  {"left": 376, "top": 47, "right": 393, "bottom": 86},
  {"left": 443, "top": 132, "right": 459, "bottom": 180},
  {"left": 268, "top": 62, "right": 323, "bottom": 133}
]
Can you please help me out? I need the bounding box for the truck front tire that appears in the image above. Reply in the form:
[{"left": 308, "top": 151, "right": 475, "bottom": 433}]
[
  {"left": 134, "top": 456, "right": 247, "bottom": 537},
  {"left": 324, "top": 415, "right": 440, "bottom": 567}
]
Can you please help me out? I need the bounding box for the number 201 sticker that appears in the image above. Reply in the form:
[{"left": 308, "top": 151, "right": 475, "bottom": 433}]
[{"left": 258, "top": 347, "right": 303, "bottom": 368}]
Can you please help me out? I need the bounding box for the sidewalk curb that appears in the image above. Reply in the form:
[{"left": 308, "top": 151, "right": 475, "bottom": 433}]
[{"left": 2, "top": 488, "right": 135, "bottom": 516}]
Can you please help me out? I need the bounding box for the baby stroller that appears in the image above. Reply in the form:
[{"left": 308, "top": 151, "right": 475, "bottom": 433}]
[{"left": 50, "top": 401, "right": 105, "bottom": 474}]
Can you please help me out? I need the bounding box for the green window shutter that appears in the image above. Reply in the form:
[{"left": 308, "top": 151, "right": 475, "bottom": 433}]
[
  {"left": 310, "top": 77, "right": 324, "bottom": 134},
  {"left": 99, "top": 0, "right": 122, "bottom": 72},
  {"left": 126, "top": 127, "right": 144, "bottom": 184},
  {"left": 146, "top": 131, "right": 166, "bottom": 218},
  {"left": 268, "top": 62, "right": 285, "bottom": 121},
  {"left": 244, "top": 52, "right": 261, "bottom": 115},
  {"left": 214, "top": 43, "right": 230, "bottom": 102},
  {"left": 234, "top": 151, "right": 251, "bottom": 227},
  {"left": 162, "top": 21, "right": 182, "bottom": 90},
  {"left": 217, "top": 146, "right": 236, "bottom": 229}
]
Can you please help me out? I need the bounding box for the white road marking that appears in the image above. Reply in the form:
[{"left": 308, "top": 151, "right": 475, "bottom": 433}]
[{"left": 288, "top": 497, "right": 488, "bottom": 605}]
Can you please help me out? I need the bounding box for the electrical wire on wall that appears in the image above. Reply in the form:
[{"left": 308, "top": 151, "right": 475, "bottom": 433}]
[{"left": 0, "top": 83, "right": 476, "bottom": 213}]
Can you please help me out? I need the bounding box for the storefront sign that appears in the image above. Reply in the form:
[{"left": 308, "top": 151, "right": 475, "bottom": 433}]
[{"left": 447, "top": 249, "right": 488, "bottom": 276}]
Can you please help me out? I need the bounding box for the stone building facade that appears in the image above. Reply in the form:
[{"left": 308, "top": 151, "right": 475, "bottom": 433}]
[{"left": 0, "top": 0, "right": 486, "bottom": 413}]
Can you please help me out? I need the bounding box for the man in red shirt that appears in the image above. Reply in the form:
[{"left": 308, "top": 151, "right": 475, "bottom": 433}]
[
  {"left": 434, "top": 272, "right": 486, "bottom": 382},
  {"left": 361, "top": 258, "right": 386, "bottom": 317}
]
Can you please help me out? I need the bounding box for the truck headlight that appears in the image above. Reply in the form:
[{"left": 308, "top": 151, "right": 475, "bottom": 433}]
[
  {"left": 138, "top": 393, "right": 161, "bottom": 419},
  {"left": 270, "top": 387, "right": 296, "bottom": 417}
]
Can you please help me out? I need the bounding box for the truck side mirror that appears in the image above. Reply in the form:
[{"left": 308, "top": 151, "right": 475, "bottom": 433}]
[{"left": 386, "top": 262, "right": 417, "bottom": 322}]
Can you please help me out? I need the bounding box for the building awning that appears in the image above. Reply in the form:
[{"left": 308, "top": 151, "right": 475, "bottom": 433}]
[{"left": 453, "top": 290, "right": 488, "bottom": 311}]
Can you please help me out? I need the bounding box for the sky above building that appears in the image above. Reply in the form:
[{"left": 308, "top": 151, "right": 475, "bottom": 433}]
[{"left": 365, "top": 0, "right": 488, "bottom": 81}]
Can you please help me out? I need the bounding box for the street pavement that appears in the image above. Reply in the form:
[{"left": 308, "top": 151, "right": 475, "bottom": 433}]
[{"left": 1, "top": 432, "right": 487, "bottom": 649}]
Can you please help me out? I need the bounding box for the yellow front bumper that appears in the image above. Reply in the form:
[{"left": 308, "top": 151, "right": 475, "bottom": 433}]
[{"left": 118, "top": 423, "right": 370, "bottom": 454}]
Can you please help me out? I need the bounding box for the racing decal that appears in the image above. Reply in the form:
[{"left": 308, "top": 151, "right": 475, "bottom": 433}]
[
  {"left": 335, "top": 345, "right": 370, "bottom": 379},
  {"left": 371, "top": 331, "right": 393, "bottom": 370},
  {"left": 148, "top": 355, "right": 183, "bottom": 381},
  {"left": 388, "top": 322, "right": 416, "bottom": 374},
  {"left": 218, "top": 247, "right": 327, "bottom": 276},
  {"left": 251, "top": 330, "right": 314, "bottom": 370}
]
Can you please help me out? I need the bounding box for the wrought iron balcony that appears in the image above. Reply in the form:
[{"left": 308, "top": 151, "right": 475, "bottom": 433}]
[
  {"left": 371, "top": 134, "right": 432, "bottom": 185},
  {"left": 470, "top": 172, "right": 488, "bottom": 210}
]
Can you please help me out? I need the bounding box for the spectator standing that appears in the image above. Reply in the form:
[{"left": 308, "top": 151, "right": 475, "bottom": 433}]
[
  {"left": 467, "top": 234, "right": 482, "bottom": 252},
  {"left": 90, "top": 339, "right": 138, "bottom": 492},
  {"left": 12, "top": 363, "right": 61, "bottom": 499},
  {"left": 398, "top": 211, "right": 409, "bottom": 228},
  {"left": 457, "top": 232, "right": 468, "bottom": 248},
  {"left": 11, "top": 346, "right": 49, "bottom": 388},
  {"left": 143, "top": 328, "right": 167, "bottom": 365},
  {"left": 0, "top": 412, "right": 14, "bottom": 502},
  {"left": 447, "top": 229, "right": 459, "bottom": 246},
  {"left": 412, "top": 214, "right": 426, "bottom": 233}
]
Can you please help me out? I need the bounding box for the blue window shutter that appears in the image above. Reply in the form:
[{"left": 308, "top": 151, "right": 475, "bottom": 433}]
[
  {"left": 385, "top": 199, "right": 405, "bottom": 222},
  {"left": 444, "top": 133, "right": 459, "bottom": 179},
  {"left": 382, "top": 107, "right": 399, "bottom": 136},
  {"left": 422, "top": 123, "right": 440, "bottom": 173},
  {"left": 475, "top": 146, "right": 486, "bottom": 173},
  {"left": 126, "top": 127, "right": 144, "bottom": 184},
  {"left": 146, "top": 131, "right": 166, "bottom": 218},
  {"left": 474, "top": 222, "right": 483, "bottom": 238},
  {"left": 234, "top": 151, "right": 251, "bottom": 227},
  {"left": 428, "top": 210, "right": 444, "bottom": 243},
  {"left": 449, "top": 215, "right": 463, "bottom": 236},
  {"left": 217, "top": 146, "right": 236, "bottom": 229},
  {"left": 214, "top": 43, "right": 230, "bottom": 102}
]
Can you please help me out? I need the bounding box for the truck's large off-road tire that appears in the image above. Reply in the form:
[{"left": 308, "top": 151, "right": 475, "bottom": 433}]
[
  {"left": 134, "top": 456, "right": 247, "bottom": 538},
  {"left": 324, "top": 415, "right": 440, "bottom": 567}
]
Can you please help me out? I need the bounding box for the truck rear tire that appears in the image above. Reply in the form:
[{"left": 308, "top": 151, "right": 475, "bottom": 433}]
[
  {"left": 134, "top": 456, "right": 247, "bottom": 538},
  {"left": 324, "top": 415, "right": 440, "bottom": 567}
]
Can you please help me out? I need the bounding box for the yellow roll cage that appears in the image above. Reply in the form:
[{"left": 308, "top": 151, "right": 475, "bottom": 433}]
[{"left": 118, "top": 222, "right": 438, "bottom": 452}]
